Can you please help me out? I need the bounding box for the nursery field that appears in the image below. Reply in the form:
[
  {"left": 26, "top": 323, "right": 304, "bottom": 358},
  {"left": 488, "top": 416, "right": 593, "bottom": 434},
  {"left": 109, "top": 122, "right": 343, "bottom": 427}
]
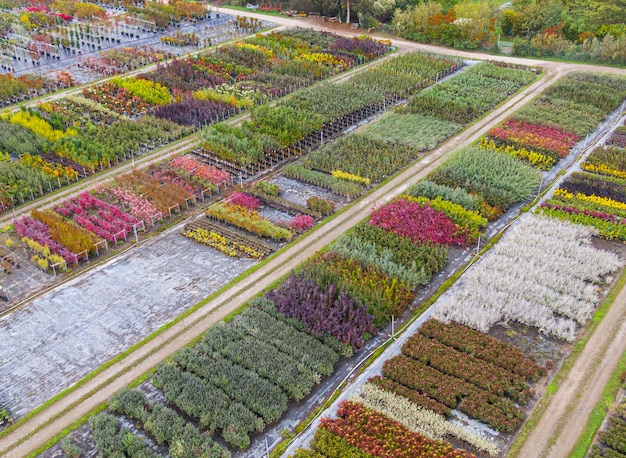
[
  {"left": 0, "top": 46, "right": 560, "bottom": 458},
  {"left": 0, "top": 0, "right": 268, "bottom": 95},
  {"left": 2, "top": 11, "right": 626, "bottom": 457}
]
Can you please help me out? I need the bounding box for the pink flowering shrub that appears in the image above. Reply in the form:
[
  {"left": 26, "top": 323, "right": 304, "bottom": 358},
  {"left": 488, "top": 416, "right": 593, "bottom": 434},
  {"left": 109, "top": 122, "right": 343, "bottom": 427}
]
[
  {"left": 289, "top": 213, "right": 314, "bottom": 231},
  {"left": 55, "top": 192, "right": 139, "bottom": 243},
  {"left": 369, "top": 198, "right": 465, "bottom": 245},
  {"left": 109, "top": 188, "right": 162, "bottom": 223},
  {"left": 227, "top": 192, "right": 261, "bottom": 210},
  {"left": 170, "top": 155, "right": 230, "bottom": 185}
]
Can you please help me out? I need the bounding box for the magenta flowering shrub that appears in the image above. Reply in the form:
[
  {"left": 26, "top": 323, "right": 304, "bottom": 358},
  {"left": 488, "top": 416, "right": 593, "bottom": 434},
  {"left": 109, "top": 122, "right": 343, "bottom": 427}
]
[
  {"left": 55, "top": 192, "right": 139, "bottom": 243},
  {"left": 109, "top": 188, "right": 162, "bottom": 223},
  {"left": 369, "top": 198, "right": 465, "bottom": 245},
  {"left": 227, "top": 192, "right": 261, "bottom": 210},
  {"left": 289, "top": 213, "right": 314, "bottom": 231},
  {"left": 14, "top": 216, "right": 78, "bottom": 264}
]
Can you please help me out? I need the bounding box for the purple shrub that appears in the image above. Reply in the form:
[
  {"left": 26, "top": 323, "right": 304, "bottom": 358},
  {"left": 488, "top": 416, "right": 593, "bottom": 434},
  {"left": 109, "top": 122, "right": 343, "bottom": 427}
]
[{"left": 266, "top": 275, "right": 375, "bottom": 350}]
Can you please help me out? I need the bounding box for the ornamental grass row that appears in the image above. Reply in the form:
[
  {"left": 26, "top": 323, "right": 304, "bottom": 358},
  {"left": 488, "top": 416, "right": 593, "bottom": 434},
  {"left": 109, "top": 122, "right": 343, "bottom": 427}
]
[{"left": 428, "top": 146, "right": 542, "bottom": 210}]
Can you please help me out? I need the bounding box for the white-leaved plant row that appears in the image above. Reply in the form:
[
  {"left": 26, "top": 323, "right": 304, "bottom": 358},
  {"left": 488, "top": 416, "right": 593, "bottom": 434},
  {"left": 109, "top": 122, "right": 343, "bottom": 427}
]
[
  {"left": 434, "top": 214, "right": 622, "bottom": 341},
  {"left": 353, "top": 383, "right": 500, "bottom": 457}
]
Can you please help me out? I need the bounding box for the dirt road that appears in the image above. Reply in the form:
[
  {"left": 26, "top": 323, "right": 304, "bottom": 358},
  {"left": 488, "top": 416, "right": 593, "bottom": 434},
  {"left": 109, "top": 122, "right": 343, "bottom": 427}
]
[{"left": 0, "top": 53, "right": 560, "bottom": 457}]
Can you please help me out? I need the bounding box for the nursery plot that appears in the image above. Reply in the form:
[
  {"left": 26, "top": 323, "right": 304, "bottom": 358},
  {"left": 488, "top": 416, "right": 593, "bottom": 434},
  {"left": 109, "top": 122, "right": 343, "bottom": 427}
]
[
  {"left": 348, "top": 51, "right": 462, "bottom": 96},
  {"left": 540, "top": 166, "right": 626, "bottom": 240},
  {"left": 198, "top": 51, "right": 460, "bottom": 180},
  {"left": 550, "top": 156, "right": 626, "bottom": 238},
  {"left": 75, "top": 301, "right": 348, "bottom": 454},
  {"left": 293, "top": 318, "right": 546, "bottom": 457},
  {"left": 182, "top": 181, "right": 336, "bottom": 259},
  {"left": 404, "top": 62, "right": 538, "bottom": 125},
  {"left": 433, "top": 213, "right": 622, "bottom": 341},
  {"left": 284, "top": 62, "right": 536, "bottom": 203},
  {"left": 294, "top": 400, "right": 477, "bottom": 458},
  {"left": 358, "top": 111, "right": 461, "bottom": 151},
  {"left": 428, "top": 146, "right": 542, "bottom": 212}
]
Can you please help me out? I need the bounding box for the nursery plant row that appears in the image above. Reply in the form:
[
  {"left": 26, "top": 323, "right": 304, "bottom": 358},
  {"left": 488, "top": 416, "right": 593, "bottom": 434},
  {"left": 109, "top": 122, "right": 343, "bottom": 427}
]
[
  {"left": 11, "top": 153, "right": 230, "bottom": 271},
  {"left": 283, "top": 61, "right": 540, "bottom": 200}
]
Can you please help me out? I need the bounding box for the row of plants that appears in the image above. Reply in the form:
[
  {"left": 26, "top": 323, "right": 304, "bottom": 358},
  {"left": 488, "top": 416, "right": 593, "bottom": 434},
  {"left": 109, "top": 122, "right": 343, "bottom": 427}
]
[
  {"left": 293, "top": 400, "right": 476, "bottom": 458},
  {"left": 481, "top": 73, "right": 626, "bottom": 170},
  {"left": 434, "top": 213, "right": 622, "bottom": 342},
  {"left": 539, "top": 174, "right": 626, "bottom": 241},
  {"left": 10, "top": 151, "right": 231, "bottom": 270},
  {"left": 538, "top": 124, "right": 626, "bottom": 240},
  {"left": 128, "top": 301, "right": 347, "bottom": 451},
  {"left": 348, "top": 51, "right": 461, "bottom": 96},
  {"left": 588, "top": 376, "right": 626, "bottom": 457},
  {"left": 107, "top": 388, "right": 230, "bottom": 458},
  {"left": 404, "top": 62, "right": 537, "bottom": 125},
  {"left": 183, "top": 179, "right": 337, "bottom": 258},
  {"left": 293, "top": 326, "right": 545, "bottom": 456}
]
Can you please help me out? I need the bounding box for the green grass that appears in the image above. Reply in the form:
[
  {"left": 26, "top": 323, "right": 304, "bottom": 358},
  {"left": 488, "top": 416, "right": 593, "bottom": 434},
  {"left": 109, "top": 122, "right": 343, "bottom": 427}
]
[{"left": 508, "top": 266, "right": 626, "bottom": 456}]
